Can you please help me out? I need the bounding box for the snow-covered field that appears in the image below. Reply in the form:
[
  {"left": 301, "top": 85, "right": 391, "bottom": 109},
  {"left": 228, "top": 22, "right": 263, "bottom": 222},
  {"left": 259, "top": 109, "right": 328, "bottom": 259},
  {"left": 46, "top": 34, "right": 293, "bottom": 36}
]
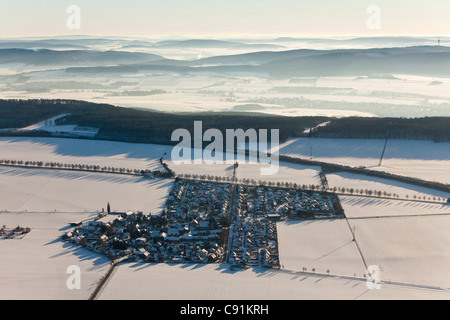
[
  {"left": 326, "top": 172, "right": 450, "bottom": 200},
  {"left": 0, "top": 137, "right": 323, "bottom": 184},
  {"left": 2, "top": 137, "right": 448, "bottom": 189},
  {"left": 97, "top": 262, "right": 450, "bottom": 300},
  {"left": 349, "top": 216, "right": 450, "bottom": 289},
  {"left": 0, "top": 167, "right": 173, "bottom": 213},
  {"left": 17, "top": 113, "right": 99, "bottom": 138},
  {"left": 0, "top": 211, "right": 110, "bottom": 300},
  {"left": 168, "top": 160, "right": 322, "bottom": 186},
  {"left": 236, "top": 161, "right": 321, "bottom": 186},
  {"left": 340, "top": 196, "right": 450, "bottom": 218},
  {"left": 3, "top": 69, "right": 450, "bottom": 117},
  {"left": 278, "top": 138, "right": 450, "bottom": 185},
  {"left": 371, "top": 161, "right": 450, "bottom": 186},
  {"left": 277, "top": 220, "right": 365, "bottom": 277},
  {"left": 0, "top": 137, "right": 170, "bottom": 172},
  {"left": 169, "top": 162, "right": 235, "bottom": 179},
  {"left": 1, "top": 136, "right": 449, "bottom": 300}
]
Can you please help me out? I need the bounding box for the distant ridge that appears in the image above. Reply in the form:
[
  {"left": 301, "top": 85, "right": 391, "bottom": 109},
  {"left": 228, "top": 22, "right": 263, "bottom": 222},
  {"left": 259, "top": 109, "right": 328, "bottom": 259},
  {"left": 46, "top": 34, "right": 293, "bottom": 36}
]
[
  {"left": 0, "top": 48, "right": 164, "bottom": 66},
  {"left": 58, "top": 46, "right": 450, "bottom": 78}
]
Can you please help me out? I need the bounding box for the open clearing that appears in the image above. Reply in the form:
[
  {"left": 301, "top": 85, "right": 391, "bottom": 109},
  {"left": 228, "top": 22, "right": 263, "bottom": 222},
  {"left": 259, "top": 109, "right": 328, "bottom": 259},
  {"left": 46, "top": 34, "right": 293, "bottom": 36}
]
[
  {"left": 340, "top": 196, "right": 450, "bottom": 218},
  {"left": 278, "top": 138, "right": 450, "bottom": 185},
  {"left": 0, "top": 167, "right": 173, "bottom": 213},
  {"left": 349, "top": 215, "right": 450, "bottom": 289},
  {"left": 0, "top": 137, "right": 170, "bottom": 171},
  {"left": 1, "top": 137, "right": 449, "bottom": 299},
  {"left": 0, "top": 212, "right": 110, "bottom": 300},
  {"left": 276, "top": 220, "right": 365, "bottom": 277},
  {"left": 236, "top": 162, "right": 321, "bottom": 186},
  {"left": 97, "top": 262, "right": 450, "bottom": 300},
  {"left": 326, "top": 172, "right": 450, "bottom": 200}
]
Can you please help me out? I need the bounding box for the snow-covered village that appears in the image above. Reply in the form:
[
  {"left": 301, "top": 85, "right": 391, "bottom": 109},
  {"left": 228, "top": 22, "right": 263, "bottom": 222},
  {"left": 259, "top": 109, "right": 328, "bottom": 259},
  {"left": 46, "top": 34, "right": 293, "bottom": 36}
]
[
  {"left": 1, "top": 2, "right": 450, "bottom": 303},
  {"left": 62, "top": 179, "right": 345, "bottom": 269},
  {"left": 1, "top": 132, "right": 449, "bottom": 300}
]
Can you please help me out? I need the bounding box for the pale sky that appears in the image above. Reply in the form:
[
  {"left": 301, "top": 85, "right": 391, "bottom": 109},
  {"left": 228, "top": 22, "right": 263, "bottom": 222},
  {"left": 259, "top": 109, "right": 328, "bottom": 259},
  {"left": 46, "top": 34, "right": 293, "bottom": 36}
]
[{"left": 0, "top": 0, "right": 449, "bottom": 38}]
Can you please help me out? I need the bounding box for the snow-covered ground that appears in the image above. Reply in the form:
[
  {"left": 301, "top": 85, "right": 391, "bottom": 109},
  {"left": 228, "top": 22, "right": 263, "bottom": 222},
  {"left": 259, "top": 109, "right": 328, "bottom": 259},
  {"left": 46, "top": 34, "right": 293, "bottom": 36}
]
[
  {"left": 371, "top": 161, "right": 450, "bottom": 186},
  {"left": 1, "top": 136, "right": 449, "bottom": 300},
  {"left": 0, "top": 211, "right": 110, "bottom": 300},
  {"left": 340, "top": 196, "right": 450, "bottom": 218},
  {"left": 236, "top": 161, "right": 321, "bottom": 186},
  {"left": 327, "top": 172, "right": 450, "bottom": 200},
  {"left": 0, "top": 137, "right": 170, "bottom": 172},
  {"left": 277, "top": 220, "right": 365, "bottom": 277},
  {"left": 19, "top": 114, "right": 71, "bottom": 131},
  {"left": 169, "top": 162, "right": 235, "bottom": 179},
  {"left": 97, "top": 262, "right": 450, "bottom": 300},
  {"left": 168, "top": 159, "right": 322, "bottom": 185},
  {"left": 0, "top": 167, "right": 173, "bottom": 213},
  {"left": 2, "top": 137, "right": 448, "bottom": 189},
  {"left": 349, "top": 215, "right": 450, "bottom": 289},
  {"left": 16, "top": 114, "right": 98, "bottom": 138},
  {"left": 0, "top": 137, "right": 323, "bottom": 184},
  {"left": 2, "top": 69, "right": 450, "bottom": 117},
  {"left": 278, "top": 138, "right": 450, "bottom": 185}
]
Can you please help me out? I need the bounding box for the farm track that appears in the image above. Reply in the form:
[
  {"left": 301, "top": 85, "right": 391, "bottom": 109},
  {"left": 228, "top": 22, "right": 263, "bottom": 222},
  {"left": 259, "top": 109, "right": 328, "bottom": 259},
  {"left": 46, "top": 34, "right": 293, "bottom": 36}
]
[{"left": 276, "top": 267, "right": 450, "bottom": 294}]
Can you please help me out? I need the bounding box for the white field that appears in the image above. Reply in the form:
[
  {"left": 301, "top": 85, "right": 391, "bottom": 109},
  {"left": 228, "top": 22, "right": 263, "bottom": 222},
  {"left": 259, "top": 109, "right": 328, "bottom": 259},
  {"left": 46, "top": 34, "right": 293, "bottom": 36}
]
[
  {"left": 372, "top": 161, "right": 450, "bottom": 186},
  {"left": 2, "top": 137, "right": 450, "bottom": 299},
  {"left": 18, "top": 114, "right": 98, "bottom": 138},
  {"left": 0, "top": 137, "right": 170, "bottom": 172},
  {"left": 168, "top": 160, "right": 322, "bottom": 186},
  {"left": 326, "top": 172, "right": 450, "bottom": 200},
  {"left": 340, "top": 196, "right": 450, "bottom": 218},
  {"left": 19, "top": 113, "right": 99, "bottom": 138},
  {"left": 169, "top": 162, "right": 235, "bottom": 179},
  {"left": 2, "top": 137, "right": 448, "bottom": 189},
  {"left": 0, "top": 211, "right": 110, "bottom": 300},
  {"left": 97, "top": 262, "right": 450, "bottom": 300},
  {"left": 277, "top": 220, "right": 366, "bottom": 277},
  {"left": 278, "top": 138, "right": 450, "bottom": 185},
  {"left": 349, "top": 216, "right": 450, "bottom": 289},
  {"left": 0, "top": 167, "right": 173, "bottom": 214},
  {"left": 236, "top": 161, "right": 321, "bottom": 186},
  {"left": 0, "top": 137, "right": 322, "bottom": 186},
  {"left": 3, "top": 69, "right": 450, "bottom": 117}
]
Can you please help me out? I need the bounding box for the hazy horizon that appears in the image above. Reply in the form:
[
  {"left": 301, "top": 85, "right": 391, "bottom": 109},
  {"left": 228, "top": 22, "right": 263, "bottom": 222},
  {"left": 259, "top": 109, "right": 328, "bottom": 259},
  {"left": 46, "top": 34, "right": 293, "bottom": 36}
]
[{"left": 1, "top": 1, "right": 449, "bottom": 38}]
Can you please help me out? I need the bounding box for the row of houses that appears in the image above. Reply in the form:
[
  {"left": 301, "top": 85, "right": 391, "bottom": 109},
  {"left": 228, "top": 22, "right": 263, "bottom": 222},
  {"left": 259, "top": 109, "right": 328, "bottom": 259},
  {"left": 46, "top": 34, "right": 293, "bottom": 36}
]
[
  {"left": 64, "top": 210, "right": 227, "bottom": 263},
  {"left": 228, "top": 218, "right": 279, "bottom": 269},
  {"left": 63, "top": 179, "right": 234, "bottom": 263},
  {"left": 238, "top": 185, "right": 339, "bottom": 220},
  {"left": 227, "top": 184, "right": 344, "bottom": 269},
  {"left": 164, "top": 179, "right": 232, "bottom": 228},
  {"left": 63, "top": 179, "right": 344, "bottom": 268},
  {"left": 0, "top": 225, "right": 31, "bottom": 240}
]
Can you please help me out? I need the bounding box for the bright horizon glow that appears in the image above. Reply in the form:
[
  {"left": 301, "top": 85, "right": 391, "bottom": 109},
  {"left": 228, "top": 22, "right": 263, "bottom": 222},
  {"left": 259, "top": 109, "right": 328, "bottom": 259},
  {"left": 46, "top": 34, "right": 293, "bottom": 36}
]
[{"left": 0, "top": 0, "right": 449, "bottom": 38}]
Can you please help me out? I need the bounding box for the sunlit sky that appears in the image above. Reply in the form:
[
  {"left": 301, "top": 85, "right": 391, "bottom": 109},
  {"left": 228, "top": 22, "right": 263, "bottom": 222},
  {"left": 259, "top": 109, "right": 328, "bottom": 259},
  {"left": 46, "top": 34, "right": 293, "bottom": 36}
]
[{"left": 0, "top": 0, "right": 449, "bottom": 38}]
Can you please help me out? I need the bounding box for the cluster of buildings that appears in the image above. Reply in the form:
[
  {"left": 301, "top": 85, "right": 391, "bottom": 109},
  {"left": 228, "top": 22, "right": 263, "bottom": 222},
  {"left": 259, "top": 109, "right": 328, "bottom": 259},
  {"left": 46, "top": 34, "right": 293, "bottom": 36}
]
[
  {"left": 63, "top": 179, "right": 232, "bottom": 263},
  {"left": 62, "top": 179, "right": 344, "bottom": 269},
  {"left": 0, "top": 225, "right": 31, "bottom": 239},
  {"left": 237, "top": 185, "right": 340, "bottom": 220},
  {"left": 164, "top": 179, "right": 232, "bottom": 226},
  {"left": 225, "top": 185, "right": 341, "bottom": 269},
  {"left": 228, "top": 218, "right": 279, "bottom": 269}
]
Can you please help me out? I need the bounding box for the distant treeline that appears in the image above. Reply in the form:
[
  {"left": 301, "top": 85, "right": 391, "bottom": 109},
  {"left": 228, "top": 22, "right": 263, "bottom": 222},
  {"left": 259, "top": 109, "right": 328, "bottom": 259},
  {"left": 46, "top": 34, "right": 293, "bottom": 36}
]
[
  {"left": 0, "top": 99, "right": 449, "bottom": 144},
  {"left": 309, "top": 117, "right": 450, "bottom": 142},
  {"left": 0, "top": 99, "right": 328, "bottom": 144},
  {"left": 279, "top": 154, "right": 450, "bottom": 192}
]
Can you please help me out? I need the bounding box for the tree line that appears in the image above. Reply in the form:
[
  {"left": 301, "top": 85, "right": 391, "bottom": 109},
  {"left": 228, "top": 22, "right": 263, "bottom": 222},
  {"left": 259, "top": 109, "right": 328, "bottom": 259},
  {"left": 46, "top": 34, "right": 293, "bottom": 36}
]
[
  {"left": 0, "top": 159, "right": 172, "bottom": 178},
  {"left": 1, "top": 99, "right": 448, "bottom": 144},
  {"left": 175, "top": 174, "right": 448, "bottom": 203},
  {"left": 308, "top": 117, "right": 450, "bottom": 142}
]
